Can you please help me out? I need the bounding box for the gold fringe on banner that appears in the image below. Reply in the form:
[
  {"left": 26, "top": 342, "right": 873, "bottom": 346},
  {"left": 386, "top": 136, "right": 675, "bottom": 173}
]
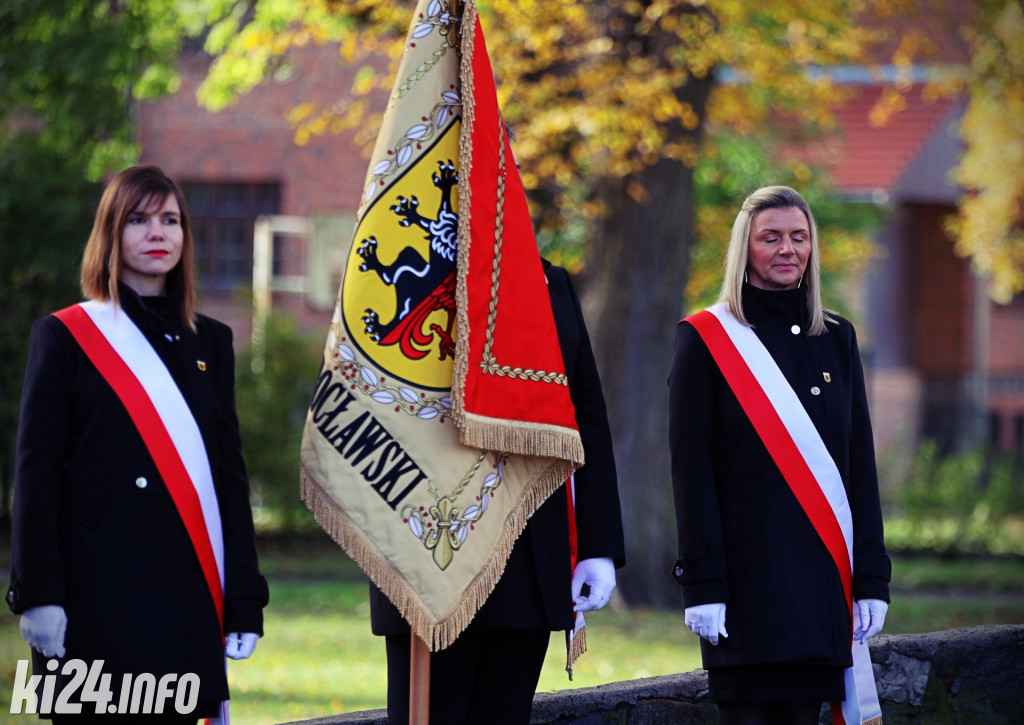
[
  {"left": 301, "top": 455, "right": 572, "bottom": 650},
  {"left": 565, "top": 625, "right": 587, "bottom": 680},
  {"left": 460, "top": 413, "right": 585, "bottom": 464}
]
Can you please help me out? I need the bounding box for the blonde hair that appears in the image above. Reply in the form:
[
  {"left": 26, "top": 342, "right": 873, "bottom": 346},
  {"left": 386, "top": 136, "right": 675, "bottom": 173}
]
[
  {"left": 717, "top": 185, "right": 832, "bottom": 336},
  {"left": 80, "top": 165, "right": 196, "bottom": 328}
]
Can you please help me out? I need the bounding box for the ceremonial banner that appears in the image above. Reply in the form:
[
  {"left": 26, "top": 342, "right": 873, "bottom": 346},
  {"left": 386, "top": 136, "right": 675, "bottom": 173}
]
[{"left": 299, "top": 0, "right": 583, "bottom": 651}]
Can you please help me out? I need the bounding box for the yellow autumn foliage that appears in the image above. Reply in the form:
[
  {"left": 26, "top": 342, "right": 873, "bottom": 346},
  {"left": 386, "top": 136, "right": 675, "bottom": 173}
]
[
  {"left": 196, "top": 0, "right": 1024, "bottom": 302},
  {"left": 199, "top": 0, "right": 888, "bottom": 180},
  {"left": 940, "top": 1, "right": 1024, "bottom": 303}
]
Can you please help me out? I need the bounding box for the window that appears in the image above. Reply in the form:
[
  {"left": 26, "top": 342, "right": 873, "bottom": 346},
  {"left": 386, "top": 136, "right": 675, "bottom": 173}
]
[{"left": 181, "top": 182, "right": 281, "bottom": 290}]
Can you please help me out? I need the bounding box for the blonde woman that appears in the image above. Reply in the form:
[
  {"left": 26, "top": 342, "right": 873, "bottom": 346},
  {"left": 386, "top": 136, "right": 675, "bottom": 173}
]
[{"left": 668, "top": 186, "right": 890, "bottom": 725}]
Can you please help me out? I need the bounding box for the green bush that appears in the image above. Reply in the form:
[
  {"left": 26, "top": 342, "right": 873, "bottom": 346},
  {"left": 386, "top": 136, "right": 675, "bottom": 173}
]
[
  {"left": 235, "top": 312, "right": 324, "bottom": 535},
  {"left": 883, "top": 441, "right": 1024, "bottom": 556}
]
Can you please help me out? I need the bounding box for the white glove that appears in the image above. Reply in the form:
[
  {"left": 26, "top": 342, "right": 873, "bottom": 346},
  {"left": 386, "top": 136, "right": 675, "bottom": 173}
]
[
  {"left": 20, "top": 605, "right": 67, "bottom": 658},
  {"left": 225, "top": 632, "right": 260, "bottom": 660},
  {"left": 571, "top": 557, "right": 616, "bottom": 612},
  {"left": 684, "top": 602, "right": 728, "bottom": 646},
  {"left": 853, "top": 599, "right": 888, "bottom": 643}
]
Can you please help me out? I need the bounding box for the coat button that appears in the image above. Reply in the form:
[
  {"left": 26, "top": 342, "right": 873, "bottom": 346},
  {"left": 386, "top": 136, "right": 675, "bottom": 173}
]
[
  {"left": 135, "top": 476, "right": 148, "bottom": 489},
  {"left": 811, "top": 386, "right": 821, "bottom": 396},
  {"left": 790, "top": 324, "right": 801, "bottom": 335}
]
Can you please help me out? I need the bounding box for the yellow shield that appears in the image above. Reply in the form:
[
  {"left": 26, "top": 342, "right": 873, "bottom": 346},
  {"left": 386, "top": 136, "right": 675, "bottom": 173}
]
[{"left": 342, "top": 121, "right": 461, "bottom": 392}]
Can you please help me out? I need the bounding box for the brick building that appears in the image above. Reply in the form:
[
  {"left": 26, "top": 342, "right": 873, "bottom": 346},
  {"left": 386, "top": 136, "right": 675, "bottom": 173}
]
[
  {"left": 800, "top": 77, "right": 1024, "bottom": 459},
  {"left": 136, "top": 37, "right": 1024, "bottom": 460},
  {"left": 139, "top": 42, "right": 372, "bottom": 335}
]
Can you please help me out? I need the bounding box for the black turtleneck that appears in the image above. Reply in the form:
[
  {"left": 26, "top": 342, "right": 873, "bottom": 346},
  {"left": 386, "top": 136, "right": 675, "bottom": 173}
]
[
  {"left": 740, "top": 283, "right": 826, "bottom": 416},
  {"left": 116, "top": 282, "right": 195, "bottom": 399},
  {"left": 741, "top": 282, "right": 809, "bottom": 328},
  {"left": 116, "top": 280, "right": 184, "bottom": 333}
]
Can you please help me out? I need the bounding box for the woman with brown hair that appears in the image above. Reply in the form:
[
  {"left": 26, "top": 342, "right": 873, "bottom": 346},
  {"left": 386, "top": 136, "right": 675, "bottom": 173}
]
[{"left": 8, "top": 165, "right": 268, "bottom": 723}]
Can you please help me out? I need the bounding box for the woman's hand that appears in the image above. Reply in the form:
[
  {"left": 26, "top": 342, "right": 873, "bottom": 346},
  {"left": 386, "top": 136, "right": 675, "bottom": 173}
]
[
  {"left": 225, "top": 632, "right": 260, "bottom": 660},
  {"left": 684, "top": 602, "right": 728, "bottom": 645},
  {"left": 20, "top": 605, "right": 67, "bottom": 658},
  {"left": 853, "top": 599, "right": 888, "bottom": 643}
]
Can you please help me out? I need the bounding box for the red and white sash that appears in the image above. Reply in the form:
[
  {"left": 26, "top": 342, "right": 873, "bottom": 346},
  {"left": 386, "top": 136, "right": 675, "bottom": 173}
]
[
  {"left": 686, "top": 303, "right": 882, "bottom": 725},
  {"left": 54, "top": 301, "right": 230, "bottom": 724}
]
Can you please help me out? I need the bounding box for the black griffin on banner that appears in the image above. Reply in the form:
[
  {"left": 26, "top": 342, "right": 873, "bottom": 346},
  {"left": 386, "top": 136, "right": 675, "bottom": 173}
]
[{"left": 357, "top": 160, "right": 459, "bottom": 362}]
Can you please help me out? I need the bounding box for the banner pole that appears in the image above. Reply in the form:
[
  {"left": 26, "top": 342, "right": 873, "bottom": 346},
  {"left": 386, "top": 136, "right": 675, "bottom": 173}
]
[{"left": 409, "top": 635, "right": 431, "bottom": 724}]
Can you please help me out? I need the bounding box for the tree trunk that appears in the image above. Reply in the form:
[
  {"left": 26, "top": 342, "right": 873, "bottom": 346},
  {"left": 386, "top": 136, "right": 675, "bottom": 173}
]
[{"left": 582, "top": 80, "right": 713, "bottom": 607}]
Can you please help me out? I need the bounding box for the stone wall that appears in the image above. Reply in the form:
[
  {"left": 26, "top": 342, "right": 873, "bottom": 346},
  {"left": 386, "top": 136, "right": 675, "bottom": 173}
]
[{"left": 284, "top": 625, "right": 1024, "bottom": 725}]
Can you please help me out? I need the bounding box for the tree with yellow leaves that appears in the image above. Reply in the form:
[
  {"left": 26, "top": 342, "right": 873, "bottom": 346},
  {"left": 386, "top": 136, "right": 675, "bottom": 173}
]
[
  {"left": 197, "top": 0, "right": 908, "bottom": 603},
  {"left": 943, "top": 0, "right": 1024, "bottom": 304}
]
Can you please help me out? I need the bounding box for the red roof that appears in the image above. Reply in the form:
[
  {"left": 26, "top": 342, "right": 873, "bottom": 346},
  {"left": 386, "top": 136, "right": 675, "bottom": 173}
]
[{"left": 790, "top": 84, "right": 959, "bottom": 194}]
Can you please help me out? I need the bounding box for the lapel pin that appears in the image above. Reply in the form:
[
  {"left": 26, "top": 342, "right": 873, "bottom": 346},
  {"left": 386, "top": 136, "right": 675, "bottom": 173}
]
[
  {"left": 197, "top": 360, "right": 207, "bottom": 371},
  {"left": 823, "top": 372, "right": 831, "bottom": 383}
]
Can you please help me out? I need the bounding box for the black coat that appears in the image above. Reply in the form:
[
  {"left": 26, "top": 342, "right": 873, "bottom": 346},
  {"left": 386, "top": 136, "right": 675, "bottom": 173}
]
[
  {"left": 7, "top": 286, "right": 268, "bottom": 707},
  {"left": 668, "top": 284, "right": 890, "bottom": 670},
  {"left": 371, "top": 262, "right": 625, "bottom": 634}
]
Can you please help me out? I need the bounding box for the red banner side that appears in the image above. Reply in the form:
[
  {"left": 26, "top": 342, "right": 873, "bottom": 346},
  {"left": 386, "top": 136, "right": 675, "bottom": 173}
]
[{"left": 461, "top": 14, "right": 578, "bottom": 432}]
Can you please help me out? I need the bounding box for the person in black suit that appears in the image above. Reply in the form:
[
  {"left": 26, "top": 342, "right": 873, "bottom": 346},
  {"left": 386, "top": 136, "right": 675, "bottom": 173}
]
[
  {"left": 668, "top": 186, "right": 890, "bottom": 725},
  {"left": 370, "top": 260, "right": 625, "bottom": 725},
  {"left": 8, "top": 166, "right": 268, "bottom": 723}
]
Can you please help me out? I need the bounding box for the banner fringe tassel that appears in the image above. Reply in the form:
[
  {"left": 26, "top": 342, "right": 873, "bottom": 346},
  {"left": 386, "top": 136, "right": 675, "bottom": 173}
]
[
  {"left": 565, "top": 625, "right": 587, "bottom": 680},
  {"left": 301, "top": 458, "right": 571, "bottom": 651},
  {"left": 459, "top": 418, "right": 584, "bottom": 465}
]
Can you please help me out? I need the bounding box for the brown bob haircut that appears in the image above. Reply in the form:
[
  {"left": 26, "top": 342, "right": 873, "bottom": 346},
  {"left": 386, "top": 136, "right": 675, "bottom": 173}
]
[{"left": 80, "top": 165, "right": 196, "bottom": 328}]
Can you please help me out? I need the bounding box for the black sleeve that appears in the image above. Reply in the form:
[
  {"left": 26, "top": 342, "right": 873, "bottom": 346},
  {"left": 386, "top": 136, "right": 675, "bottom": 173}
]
[
  {"left": 7, "top": 317, "right": 74, "bottom": 614},
  {"left": 558, "top": 269, "right": 625, "bottom": 568},
  {"left": 208, "top": 323, "right": 269, "bottom": 634},
  {"left": 668, "top": 322, "right": 730, "bottom": 607},
  {"left": 845, "top": 324, "right": 891, "bottom": 602}
]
